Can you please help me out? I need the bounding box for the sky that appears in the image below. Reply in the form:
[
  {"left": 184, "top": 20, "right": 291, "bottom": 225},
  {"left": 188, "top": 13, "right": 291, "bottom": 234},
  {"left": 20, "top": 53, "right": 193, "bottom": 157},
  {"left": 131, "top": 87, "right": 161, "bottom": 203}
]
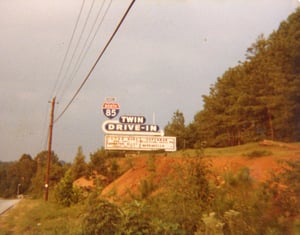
[{"left": 0, "top": 0, "right": 299, "bottom": 162}]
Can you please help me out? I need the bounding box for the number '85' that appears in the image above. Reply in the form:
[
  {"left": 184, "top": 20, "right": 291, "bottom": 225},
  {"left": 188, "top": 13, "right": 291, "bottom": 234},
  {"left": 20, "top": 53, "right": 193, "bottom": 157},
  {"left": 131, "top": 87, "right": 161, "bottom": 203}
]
[{"left": 106, "top": 109, "right": 117, "bottom": 117}]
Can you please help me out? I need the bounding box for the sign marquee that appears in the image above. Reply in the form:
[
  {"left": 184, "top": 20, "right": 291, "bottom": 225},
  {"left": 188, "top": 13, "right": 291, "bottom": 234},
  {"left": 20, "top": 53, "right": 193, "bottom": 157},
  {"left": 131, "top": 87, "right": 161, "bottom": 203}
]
[
  {"left": 101, "top": 98, "right": 176, "bottom": 151},
  {"left": 105, "top": 135, "right": 176, "bottom": 152}
]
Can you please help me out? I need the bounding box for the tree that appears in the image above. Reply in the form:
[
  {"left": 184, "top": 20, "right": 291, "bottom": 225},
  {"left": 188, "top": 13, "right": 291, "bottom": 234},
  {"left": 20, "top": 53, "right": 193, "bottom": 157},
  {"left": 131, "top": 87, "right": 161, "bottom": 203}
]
[
  {"left": 89, "top": 147, "right": 108, "bottom": 176},
  {"left": 0, "top": 161, "right": 17, "bottom": 198},
  {"left": 120, "top": 201, "right": 154, "bottom": 235},
  {"left": 164, "top": 110, "right": 186, "bottom": 149},
  {"left": 15, "top": 154, "right": 37, "bottom": 194},
  {"left": 55, "top": 169, "right": 81, "bottom": 207},
  {"left": 147, "top": 157, "right": 211, "bottom": 234},
  {"left": 189, "top": 8, "right": 300, "bottom": 146},
  {"left": 30, "top": 150, "right": 65, "bottom": 198},
  {"left": 0, "top": 154, "right": 37, "bottom": 198},
  {"left": 71, "top": 146, "right": 88, "bottom": 180}
]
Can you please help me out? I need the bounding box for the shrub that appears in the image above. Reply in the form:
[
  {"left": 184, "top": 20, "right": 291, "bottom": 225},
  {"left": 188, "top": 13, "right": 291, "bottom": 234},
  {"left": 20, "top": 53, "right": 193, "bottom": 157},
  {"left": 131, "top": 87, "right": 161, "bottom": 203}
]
[
  {"left": 82, "top": 194, "right": 122, "bottom": 235},
  {"left": 244, "top": 150, "right": 272, "bottom": 158},
  {"left": 55, "top": 169, "right": 82, "bottom": 207}
]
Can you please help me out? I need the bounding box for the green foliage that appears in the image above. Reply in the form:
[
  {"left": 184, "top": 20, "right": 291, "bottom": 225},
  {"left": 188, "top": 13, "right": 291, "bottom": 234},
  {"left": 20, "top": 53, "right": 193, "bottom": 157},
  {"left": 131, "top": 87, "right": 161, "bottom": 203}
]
[
  {"left": 89, "top": 147, "right": 109, "bottom": 176},
  {"left": 55, "top": 169, "right": 82, "bottom": 207},
  {"left": 185, "top": 8, "right": 300, "bottom": 147},
  {"left": 107, "top": 159, "right": 121, "bottom": 182},
  {"left": 146, "top": 154, "right": 156, "bottom": 172},
  {"left": 30, "top": 151, "right": 66, "bottom": 198},
  {"left": 82, "top": 156, "right": 212, "bottom": 235},
  {"left": 2, "top": 154, "right": 300, "bottom": 234},
  {"left": 0, "top": 147, "right": 123, "bottom": 200},
  {"left": 0, "top": 154, "right": 37, "bottom": 198},
  {"left": 150, "top": 218, "right": 181, "bottom": 235},
  {"left": 138, "top": 178, "right": 155, "bottom": 199},
  {"left": 0, "top": 151, "right": 69, "bottom": 199},
  {"left": 145, "top": 157, "right": 211, "bottom": 234},
  {"left": 120, "top": 201, "right": 154, "bottom": 235},
  {"left": 195, "top": 212, "right": 224, "bottom": 235},
  {"left": 15, "top": 154, "right": 37, "bottom": 194},
  {"left": 82, "top": 193, "right": 122, "bottom": 235},
  {"left": 71, "top": 146, "right": 88, "bottom": 180},
  {"left": 164, "top": 110, "right": 187, "bottom": 149},
  {"left": 243, "top": 149, "right": 273, "bottom": 158},
  {"left": 261, "top": 160, "right": 300, "bottom": 233},
  {"left": 210, "top": 167, "right": 267, "bottom": 234},
  {"left": 0, "top": 161, "right": 16, "bottom": 198}
]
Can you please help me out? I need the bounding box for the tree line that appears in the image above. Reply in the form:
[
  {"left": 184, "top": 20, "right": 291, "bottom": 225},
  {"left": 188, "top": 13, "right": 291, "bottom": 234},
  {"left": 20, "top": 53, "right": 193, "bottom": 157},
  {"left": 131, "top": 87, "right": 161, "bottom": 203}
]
[
  {"left": 165, "top": 8, "right": 300, "bottom": 149},
  {"left": 0, "top": 147, "right": 124, "bottom": 198}
]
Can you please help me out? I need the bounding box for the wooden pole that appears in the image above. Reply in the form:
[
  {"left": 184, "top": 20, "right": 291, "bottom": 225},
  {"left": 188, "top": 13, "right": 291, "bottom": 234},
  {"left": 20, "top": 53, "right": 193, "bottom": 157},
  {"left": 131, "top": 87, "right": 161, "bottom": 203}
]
[{"left": 45, "top": 97, "right": 56, "bottom": 201}]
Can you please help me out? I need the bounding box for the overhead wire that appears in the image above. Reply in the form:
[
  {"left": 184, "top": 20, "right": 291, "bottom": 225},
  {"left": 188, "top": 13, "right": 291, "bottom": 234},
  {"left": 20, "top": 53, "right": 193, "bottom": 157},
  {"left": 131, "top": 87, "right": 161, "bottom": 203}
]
[
  {"left": 50, "top": 0, "right": 86, "bottom": 100},
  {"left": 54, "top": 0, "right": 136, "bottom": 123},
  {"left": 41, "top": 0, "right": 86, "bottom": 152},
  {"left": 56, "top": 0, "right": 97, "bottom": 101},
  {"left": 59, "top": 0, "right": 112, "bottom": 100}
]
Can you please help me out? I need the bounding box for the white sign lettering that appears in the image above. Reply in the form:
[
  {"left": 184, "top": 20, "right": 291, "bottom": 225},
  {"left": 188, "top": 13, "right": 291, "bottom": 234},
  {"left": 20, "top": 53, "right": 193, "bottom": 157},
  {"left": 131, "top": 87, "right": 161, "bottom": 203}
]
[
  {"left": 102, "top": 120, "right": 162, "bottom": 136},
  {"left": 105, "top": 135, "right": 176, "bottom": 151},
  {"left": 119, "top": 115, "right": 146, "bottom": 124}
]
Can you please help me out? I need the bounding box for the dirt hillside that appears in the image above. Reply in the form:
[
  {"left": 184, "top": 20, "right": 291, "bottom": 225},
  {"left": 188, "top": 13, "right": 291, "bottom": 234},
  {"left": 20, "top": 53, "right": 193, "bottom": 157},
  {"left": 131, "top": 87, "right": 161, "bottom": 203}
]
[{"left": 94, "top": 142, "right": 300, "bottom": 202}]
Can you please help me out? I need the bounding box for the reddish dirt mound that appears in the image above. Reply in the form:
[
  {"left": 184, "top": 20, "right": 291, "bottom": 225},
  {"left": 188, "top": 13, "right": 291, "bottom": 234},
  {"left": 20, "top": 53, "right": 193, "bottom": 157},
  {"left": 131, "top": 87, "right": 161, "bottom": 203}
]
[
  {"left": 101, "top": 156, "right": 179, "bottom": 201},
  {"left": 208, "top": 155, "right": 284, "bottom": 182},
  {"left": 101, "top": 151, "right": 299, "bottom": 202},
  {"left": 74, "top": 177, "right": 95, "bottom": 189},
  {"left": 74, "top": 174, "right": 107, "bottom": 189}
]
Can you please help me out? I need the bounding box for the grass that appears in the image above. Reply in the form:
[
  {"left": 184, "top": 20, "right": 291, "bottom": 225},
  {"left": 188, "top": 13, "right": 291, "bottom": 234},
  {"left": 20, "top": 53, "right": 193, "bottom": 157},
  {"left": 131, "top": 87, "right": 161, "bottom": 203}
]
[
  {"left": 0, "top": 198, "right": 85, "bottom": 235},
  {"left": 166, "top": 141, "right": 299, "bottom": 158}
]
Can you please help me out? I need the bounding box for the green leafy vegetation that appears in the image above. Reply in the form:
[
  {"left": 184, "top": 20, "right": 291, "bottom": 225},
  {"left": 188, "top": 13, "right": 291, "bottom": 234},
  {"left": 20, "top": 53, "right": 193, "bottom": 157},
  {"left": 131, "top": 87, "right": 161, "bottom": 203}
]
[
  {"left": 55, "top": 169, "right": 82, "bottom": 207},
  {"left": 243, "top": 149, "right": 273, "bottom": 158},
  {"left": 2, "top": 154, "right": 300, "bottom": 234}
]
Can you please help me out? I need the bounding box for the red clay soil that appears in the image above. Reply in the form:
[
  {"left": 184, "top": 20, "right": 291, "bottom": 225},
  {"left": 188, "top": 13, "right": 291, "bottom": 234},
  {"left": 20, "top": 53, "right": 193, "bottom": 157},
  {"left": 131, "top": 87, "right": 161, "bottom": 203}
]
[
  {"left": 73, "top": 143, "right": 300, "bottom": 202},
  {"left": 100, "top": 152, "right": 299, "bottom": 202},
  {"left": 100, "top": 156, "right": 178, "bottom": 201},
  {"left": 208, "top": 155, "right": 284, "bottom": 182}
]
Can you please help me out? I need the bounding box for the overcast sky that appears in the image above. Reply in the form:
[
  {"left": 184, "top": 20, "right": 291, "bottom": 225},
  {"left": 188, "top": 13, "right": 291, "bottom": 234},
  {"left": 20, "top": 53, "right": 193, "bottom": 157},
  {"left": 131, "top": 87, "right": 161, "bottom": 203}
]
[{"left": 0, "top": 0, "right": 299, "bottom": 162}]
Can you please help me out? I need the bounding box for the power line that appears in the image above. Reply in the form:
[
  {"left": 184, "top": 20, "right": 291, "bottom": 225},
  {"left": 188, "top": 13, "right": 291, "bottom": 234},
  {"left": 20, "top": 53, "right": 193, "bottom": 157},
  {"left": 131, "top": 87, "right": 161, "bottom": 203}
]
[
  {"left": 50, "top": 0, "right": 86, "bottom": 100},
  {"left": 41, "top": 0, "right": 86, "bottom": 152},
  {"left": 56, "top": 0, "right": 97, "bottom": 100},
  {"left": 54, "top": 0, "right": 136, "bottom": 123},
  {"left": 59, "top": 0, "right": 112, "bottom": 101}
]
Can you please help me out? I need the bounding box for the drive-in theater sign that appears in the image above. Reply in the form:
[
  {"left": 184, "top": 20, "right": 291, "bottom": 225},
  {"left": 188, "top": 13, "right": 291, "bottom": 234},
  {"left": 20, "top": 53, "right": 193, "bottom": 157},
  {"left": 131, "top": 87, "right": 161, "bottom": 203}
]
[{"left": 101, "top": 98, "right": 176, "bottom": 152}]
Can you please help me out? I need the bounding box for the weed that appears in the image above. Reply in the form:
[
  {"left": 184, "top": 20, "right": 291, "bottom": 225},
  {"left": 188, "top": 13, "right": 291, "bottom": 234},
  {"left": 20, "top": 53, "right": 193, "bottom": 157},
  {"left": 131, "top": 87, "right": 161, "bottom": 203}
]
[{"left": 243, "top": 150, "right": 273, "bottom": 158}]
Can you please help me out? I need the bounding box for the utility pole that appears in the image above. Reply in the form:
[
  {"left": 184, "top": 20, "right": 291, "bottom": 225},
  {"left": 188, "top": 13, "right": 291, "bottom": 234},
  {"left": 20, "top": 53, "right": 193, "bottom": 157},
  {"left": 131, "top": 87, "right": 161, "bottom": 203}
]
[{"left": 45, "top": 97, "right": 56, "bottom": 201}]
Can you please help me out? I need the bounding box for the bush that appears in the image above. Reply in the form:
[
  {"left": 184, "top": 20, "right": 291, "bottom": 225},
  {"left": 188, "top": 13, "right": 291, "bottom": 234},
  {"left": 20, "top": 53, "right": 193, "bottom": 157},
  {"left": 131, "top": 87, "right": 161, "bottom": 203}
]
[
  {"left": 243, "top": 150, "right": 272, "bottom": 158},
  {"left": 82, "top": 193, "right": 122, "bottom": 235},
  {"left": 55, "top": 169, "right": 82, "bottom": 207}
]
